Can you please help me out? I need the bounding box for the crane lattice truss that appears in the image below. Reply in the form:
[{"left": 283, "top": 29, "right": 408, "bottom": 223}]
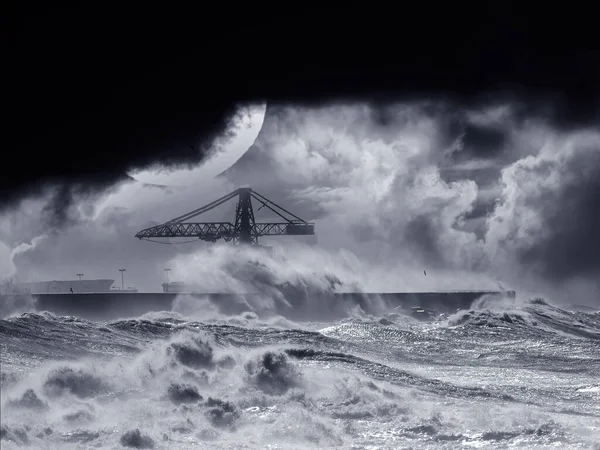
[{"left": 135, "top": 188, "right": 315, "bottom": 245}]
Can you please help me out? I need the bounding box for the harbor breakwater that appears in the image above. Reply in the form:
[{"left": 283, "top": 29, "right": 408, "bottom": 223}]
[{"left": 0, "top": 291, "right": 514, "bottom": 321}]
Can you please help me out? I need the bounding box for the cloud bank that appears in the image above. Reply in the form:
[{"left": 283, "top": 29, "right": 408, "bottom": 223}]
[
  {"left": 2, "top": 101, "right": 599, "bottom": 305},
  {"left": 221, "top": 103, "right": 600, "bottom": 302}
]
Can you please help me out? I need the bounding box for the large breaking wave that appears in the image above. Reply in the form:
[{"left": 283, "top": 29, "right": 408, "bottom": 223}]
[{"left": 1, "top": 296, "right": 599, "bottom": 449}]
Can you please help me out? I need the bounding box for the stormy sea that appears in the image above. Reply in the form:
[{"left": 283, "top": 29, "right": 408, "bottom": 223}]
[{"left": 1, "top": 292, "right": 599, "bottom": 450}]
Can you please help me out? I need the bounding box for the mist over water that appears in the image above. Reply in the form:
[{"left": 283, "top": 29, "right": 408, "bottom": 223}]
[
  {"left": 2, "top": 101, "right": 600, "bottom": 448},
  {"left": 169, "top": 243, "right": 503, "bottom": 294}
]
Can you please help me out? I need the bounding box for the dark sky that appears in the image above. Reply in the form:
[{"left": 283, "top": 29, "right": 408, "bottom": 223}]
[{"left": 5, "top": 3, "right": 599, "bottom": 214}]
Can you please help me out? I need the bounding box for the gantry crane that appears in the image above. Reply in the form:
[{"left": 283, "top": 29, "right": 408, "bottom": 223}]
[{"left": 135, "top": 187, "right": 315, "bottom": 245}]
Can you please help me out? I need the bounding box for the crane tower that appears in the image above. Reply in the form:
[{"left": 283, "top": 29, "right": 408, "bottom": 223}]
[{"left": 135, "top": 187, "right": 315, "bottom": 245}]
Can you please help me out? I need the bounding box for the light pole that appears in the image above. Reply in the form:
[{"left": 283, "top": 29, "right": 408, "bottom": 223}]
[
  {"left": 164, "top": 269, "right": 171, "bottom": 292},
  {"left": 77, "top": 273, "right": 84, "bottom": 280},
  {"left": 118, "top": 269, "right": 126, "bottom": 291}
]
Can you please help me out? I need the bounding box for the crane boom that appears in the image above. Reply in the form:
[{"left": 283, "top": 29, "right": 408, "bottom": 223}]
[{"left": 135, "top": 187, "right": 315, "bottom": 245}]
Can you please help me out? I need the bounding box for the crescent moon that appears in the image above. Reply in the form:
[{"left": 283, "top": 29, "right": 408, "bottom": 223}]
[{"left": 130, "top": 103, "right": 267, "bottom": 186}]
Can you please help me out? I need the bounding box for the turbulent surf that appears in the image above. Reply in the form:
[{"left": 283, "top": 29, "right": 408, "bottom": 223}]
[{"left": 1, "top": 296, "right": 599, "bottom": 449}]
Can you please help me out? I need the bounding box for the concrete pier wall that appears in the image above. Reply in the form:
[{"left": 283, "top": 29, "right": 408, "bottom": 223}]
[{"left": 0, "top": 291, "right": 515, "bottom": 321}]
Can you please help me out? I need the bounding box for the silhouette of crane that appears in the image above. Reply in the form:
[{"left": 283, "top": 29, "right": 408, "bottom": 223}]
[{"left": 135, "top": 187, "right": 315, "bottom": 245}]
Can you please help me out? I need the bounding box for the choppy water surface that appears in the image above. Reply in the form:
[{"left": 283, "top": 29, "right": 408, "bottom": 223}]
[{"left": 1, "top": 297, "right": 599, "bottom": 449}]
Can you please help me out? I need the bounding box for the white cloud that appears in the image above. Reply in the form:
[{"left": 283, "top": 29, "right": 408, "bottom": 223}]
[
  {"left": 486, "top": 126, "right": 600, "bottom": 293},
  {"left": 4, "top": 100, "right": 599, "bottom": 304},
  {"left": 245, "top": 104, "right": 483, "bottom": 269}
]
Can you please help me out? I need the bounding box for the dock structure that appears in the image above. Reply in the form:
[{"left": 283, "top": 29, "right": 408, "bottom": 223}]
[
  {"left": 0, "top": 188, "right": 516, "bottom": 320},
  {"left": 0, "top": 290, "right": 515, "bottom": 321},
  {"left": 135, "top": 187, "right": 314, "bottom": 245}
]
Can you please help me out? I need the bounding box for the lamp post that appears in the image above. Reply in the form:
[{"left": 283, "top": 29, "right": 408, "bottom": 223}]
[
  {"left": 164, "top": 269, "right": 171, "bottom": 292},
  {"left": 76, "top": 273, "right": 84, "bottom": 280},
  {"left": 118, "top": 269, "right": 126, "bottom": 291}
]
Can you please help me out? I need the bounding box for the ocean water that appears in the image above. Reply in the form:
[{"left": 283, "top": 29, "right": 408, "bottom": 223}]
[{"left": 1, "top": 295, "right": 599, "bottom": 449}]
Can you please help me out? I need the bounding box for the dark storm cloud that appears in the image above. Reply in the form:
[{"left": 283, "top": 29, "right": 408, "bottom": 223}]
[
  {"left": 5, "top": 3, "right": 599, "bottom": 219},
  {"left": 461, "top": 198, "right": 498, "bottom": 222},
  {"left": 461, "top": 124, "right": 508, "bottom": 159},
  {"left": 39, "top": 176, "right": 136, "bottom": 229}
]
